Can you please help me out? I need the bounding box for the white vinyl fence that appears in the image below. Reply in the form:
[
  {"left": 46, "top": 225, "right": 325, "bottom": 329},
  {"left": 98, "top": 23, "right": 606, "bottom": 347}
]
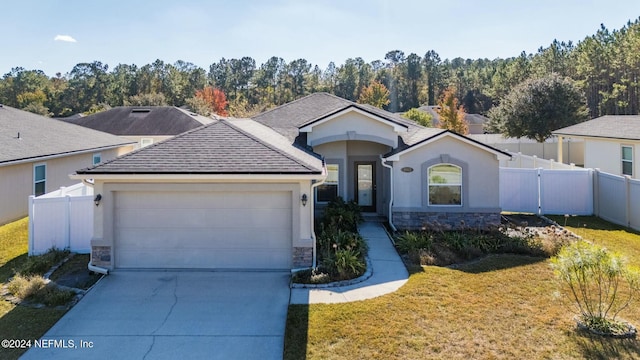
[
  {"left": 28, "top": 183, "right": 93, "bottom": 255},
  {"left": 594, "top": 170, "right": 640, "bottom": 230},
  {"left": 500, "top": 168, "right": 594, "bottom": 215},
  {"left": 500, "top": 152, "right": 577, "bottom": 170}
]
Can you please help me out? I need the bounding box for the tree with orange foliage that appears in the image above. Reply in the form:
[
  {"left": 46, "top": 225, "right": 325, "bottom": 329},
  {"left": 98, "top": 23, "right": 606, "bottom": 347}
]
[
  {"left": 436, "top": 88, "right": 468, "bottom": 134},
  {"left": 357, "top": 80, "right": 391, "bottom": 109},
  {"left": 188, "top": 86, "right": 228, "bottom": 116}
]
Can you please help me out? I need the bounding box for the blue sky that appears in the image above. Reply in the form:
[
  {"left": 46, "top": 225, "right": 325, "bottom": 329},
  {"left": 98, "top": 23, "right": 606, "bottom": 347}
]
[{"left": 2, "top": 0, "right": 639, "bottom": 76}]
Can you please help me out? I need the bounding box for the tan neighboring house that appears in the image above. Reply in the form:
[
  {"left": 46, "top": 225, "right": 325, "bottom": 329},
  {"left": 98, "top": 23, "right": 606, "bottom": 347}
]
[
  {"left": 0, "top": 105, "right": 135, "bottom": 225},
  {"left": 553, "top": 115, "right": 640, "bottom": 178},
  {"left": 71, "top": 93, "right": 510, "bottom": 272},
  {"left": 60, "top": 106, "right": 215, "bottom": 148}
]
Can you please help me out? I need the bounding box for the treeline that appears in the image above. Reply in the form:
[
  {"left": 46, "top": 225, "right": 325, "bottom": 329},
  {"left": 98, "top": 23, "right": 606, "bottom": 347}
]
[{"left": 1, "top": 18, "right": 639, "bottom": 118}]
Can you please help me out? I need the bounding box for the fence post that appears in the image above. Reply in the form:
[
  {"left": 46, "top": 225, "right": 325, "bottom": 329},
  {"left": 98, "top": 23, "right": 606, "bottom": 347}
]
[
  {"left": 537, "top": 168, "right": 542, "bottom": 215},
  {"left": 28, "top": 196, "right": 35, "bottom": 256},
  {"left": 65, "top": 195, "right": 71, "bottom": 250},
  {"left": 518, "top": 152, "right": 522, "bottom": 168},
  {"left": 533, "top": 155, "right": 538, "bottom": 168},
  {"left": 625, "top": 175, "right": 631, "bottom": 228},
  {"left": 550, "top": 159, "right": 555, "bottom": 169},
  {"left": 593, "top": 169, "right": 600, "bottom": 217}
]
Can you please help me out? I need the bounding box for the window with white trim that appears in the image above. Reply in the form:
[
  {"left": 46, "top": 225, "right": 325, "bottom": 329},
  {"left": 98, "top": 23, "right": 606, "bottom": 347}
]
[
  {"left": 92, "top": 152, "right": 102, "bottom": 165},
  {"left": 317, "top": 164, "right": 339, "bottom": 202},
  {"left": 34, "top": 164, "right": 46, "bottom": 196},
  {"left": 428, "top": 164, "right": 462, "bottom": 206},
  {"left": 622, "top": 145, "right": 633, "bottom": 176}
]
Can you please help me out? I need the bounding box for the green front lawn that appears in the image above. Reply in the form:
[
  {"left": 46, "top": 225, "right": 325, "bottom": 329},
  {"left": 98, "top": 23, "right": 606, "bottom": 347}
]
[
  {"left": 285, "top": 216, "right": 640, "bottom": 359},
  {"left": 0, "top": 218, "right": 67, "bottom": 360}
]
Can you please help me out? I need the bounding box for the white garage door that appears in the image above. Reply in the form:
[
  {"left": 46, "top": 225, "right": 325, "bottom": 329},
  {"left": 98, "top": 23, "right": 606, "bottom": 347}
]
[{"left": 114, "top": 190, "right": 292, "bottom": 269}]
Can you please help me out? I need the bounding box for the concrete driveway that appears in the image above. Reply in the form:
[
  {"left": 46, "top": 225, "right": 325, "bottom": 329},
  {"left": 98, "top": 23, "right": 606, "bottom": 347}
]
[{"left": 22, "top": 271, "right": 291, "bottom": 360}]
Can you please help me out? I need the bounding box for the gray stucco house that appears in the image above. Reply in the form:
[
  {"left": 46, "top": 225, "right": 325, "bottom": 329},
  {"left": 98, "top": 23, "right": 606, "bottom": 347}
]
[{"left": 72, "top": 93, "right": 510, "bottom": 271}]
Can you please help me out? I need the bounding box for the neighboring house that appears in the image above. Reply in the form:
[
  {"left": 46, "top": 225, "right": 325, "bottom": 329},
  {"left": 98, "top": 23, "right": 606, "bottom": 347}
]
[
  {"left": 61, "top": 106, "right": 215, "bottom": 149},
  {"left": 417, "top": 105, "right": 489, "bottom": 134},
  {"left": 72, "top": 93, "right": 509, "bottom": 271},
  {"left": 553, "top": 115, "right": 640, "bottom": 178},
  {"left": 0, "top": 105, "right": 135, "bottom": 225}
]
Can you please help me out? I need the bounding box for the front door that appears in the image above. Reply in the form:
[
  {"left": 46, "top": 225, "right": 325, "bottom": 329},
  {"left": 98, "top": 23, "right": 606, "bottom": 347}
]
[{"left": 355, "top": 162, "right": 376, "bottom": 212}]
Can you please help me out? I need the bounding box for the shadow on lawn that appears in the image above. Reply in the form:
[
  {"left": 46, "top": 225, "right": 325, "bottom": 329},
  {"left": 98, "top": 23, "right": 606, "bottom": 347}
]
[
  {"left": 0, "top": 254, "right": 27, "bottom": 283},
  {"left": 0, "top": 303, "right": 66, "bottom": 360},
  {"left": 574, "top": 330, "right": 640, "bottom": 360},
  {"left": 448, "top": 254, "right": 547, "bottom": 274},
  {"left": 283, "top": 305, "right": 309, "bottom": 360},
  {"left": 550, "top": 215, "right": 640, "bottom": 233}
]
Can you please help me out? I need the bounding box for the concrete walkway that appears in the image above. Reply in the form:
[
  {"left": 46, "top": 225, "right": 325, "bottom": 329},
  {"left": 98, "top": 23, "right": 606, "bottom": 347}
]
[{"left": 290, "top": 221, "right": 409, "bottom": 304}]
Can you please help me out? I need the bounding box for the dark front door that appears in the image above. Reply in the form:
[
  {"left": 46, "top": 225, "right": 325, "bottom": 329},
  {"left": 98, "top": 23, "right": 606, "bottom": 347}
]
[{"left": 355, "top": 161, "right": 376, "bottom": 212}]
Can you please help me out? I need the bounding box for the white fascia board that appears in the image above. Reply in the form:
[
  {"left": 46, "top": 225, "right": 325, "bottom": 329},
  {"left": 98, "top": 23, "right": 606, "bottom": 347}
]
[
  {"left": 384, "top": 132, "right": 511, "bottom": 161},
  {"left": 70, "top": 173, "right": 327, "bottom": 182},
  {"left": 0, "top": 143, "right": 134, "bottom": 168},
  {"left": 299, "top": 107, "right": 408, "bottom": 133}
]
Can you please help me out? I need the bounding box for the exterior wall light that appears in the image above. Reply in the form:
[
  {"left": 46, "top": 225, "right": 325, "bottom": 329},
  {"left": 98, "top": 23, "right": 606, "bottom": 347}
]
[
  {"left": 301, "top": 194, "right": 308, "bottom": 206},
  {"left": 94, "top": 194, "right": 102, "bottom": 206}
]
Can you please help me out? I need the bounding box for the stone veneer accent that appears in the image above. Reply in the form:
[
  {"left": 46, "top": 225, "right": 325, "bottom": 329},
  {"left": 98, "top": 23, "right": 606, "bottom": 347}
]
[
  {"left": 91, "top": 246, "right": 111, "bottom": 268},
  {"left": 293, "top": 246, "right": 313, "bottom": 268},
  {"left": 393, "top": 211, "right": 501, "bottom": 231}
]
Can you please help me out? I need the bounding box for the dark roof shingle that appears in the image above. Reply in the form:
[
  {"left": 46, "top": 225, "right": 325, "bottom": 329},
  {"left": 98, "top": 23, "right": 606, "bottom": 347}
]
[
  {"left": 76, "top": 118, "right": 323, "bottom": 175},
  {"left": 553, "top": 115, "right": 640, "bottom": 140},
  {"left": 61, "top": 106, "right": 214, "bottom": 136},
  {"left": 0, "top": 105, "right": 134, "bottom": 164}
]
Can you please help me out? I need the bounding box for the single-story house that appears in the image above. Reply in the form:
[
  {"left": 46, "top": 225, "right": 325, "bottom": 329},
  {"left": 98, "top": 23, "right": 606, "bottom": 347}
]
[
  {"left": 417, "top": 105, "right": 489, "bottom": 134},
  {"left": 0, "top": 105, "right": 135, "bottom": 225},
  {"left": 61, "top": 106, "right": 215, "bottom": 149},
  {"left": 72, "top": 93, "right": 510, "bottom": 271},
  {"left": 553, "top": 115, "right": 640, "bottom": 178}
]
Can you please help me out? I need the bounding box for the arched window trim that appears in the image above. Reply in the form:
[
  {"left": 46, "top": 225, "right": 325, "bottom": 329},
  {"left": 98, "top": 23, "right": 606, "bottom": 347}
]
[{"left": 427, "top": 163, "right": 463, "bottom": 207}]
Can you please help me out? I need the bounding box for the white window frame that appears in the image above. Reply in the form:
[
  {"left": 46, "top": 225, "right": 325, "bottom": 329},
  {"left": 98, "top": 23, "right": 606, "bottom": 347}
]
[
  {"left": 92, "top": 152, "right": 102, "bottom": 165},
  {"left": 140, "top": 138, "right": 154, "bottom": 147},
  {"left": 33, "top": 163, "right": 46, "bottom": 196},
  {"left": 427, "top": 163, "right": 462, "bottom": 207},
  {"left": 316, "top": 163, "right": 339, "bottom": 203},
  {"left": 622, "top": 145, "right": 633, "bottom": 176}
]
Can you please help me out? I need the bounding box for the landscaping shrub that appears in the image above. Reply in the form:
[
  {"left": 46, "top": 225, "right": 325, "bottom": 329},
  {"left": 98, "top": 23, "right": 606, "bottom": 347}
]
[
  {"left": 321, "top": 197, "right": 363, "bottom": 232},
  {"left": 396, "top": 231, "right": 433, "bottom": 253},
  {"left": 293, "top": 197, "right": 366, "bottom": 283},
  {"left": 17, "top": 248, "right": 69, "bottom": 276},
  {"left": 7, "top": 274, "right": 46, "bottom": 299},
  {"left": 550, "top": 241, "right": 639, "bottom": 336}
]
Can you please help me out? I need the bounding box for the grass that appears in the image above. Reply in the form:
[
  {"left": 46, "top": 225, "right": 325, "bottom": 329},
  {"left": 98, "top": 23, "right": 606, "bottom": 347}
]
[
  {"left": 285, "top": 216, "right": 640, "bottom": 360},
  {"left": 0, "top": 218, "right": 68, "bottom": 360}
]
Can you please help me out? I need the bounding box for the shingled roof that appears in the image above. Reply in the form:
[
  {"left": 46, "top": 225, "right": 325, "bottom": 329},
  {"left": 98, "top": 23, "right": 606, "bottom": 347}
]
[
  {"left": 553, "top": 115, "right": 640, "bottom": 140},
  {"left": 0, "top": 105, "right": 134, "bottom": 165},
  {"left": 252, "top": 92, "right": 434, "bottom": 148},
  {"left": 76, "top": 118, "right": 323, "bottom": 175},
  {"left": 61, "top": 106, "right": 214, "bottom": 136}
]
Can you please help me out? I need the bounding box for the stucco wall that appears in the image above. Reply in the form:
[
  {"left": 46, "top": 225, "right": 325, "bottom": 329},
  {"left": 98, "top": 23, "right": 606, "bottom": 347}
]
[
  {"left": 584, "top": 138, "right": 640, "bottom": 178},
  {"left": 305, "top": 111, "right": 399, "bottom": 148},
  {"left": 313, "top": 140, "right": 391, "bottom": 214},
  {"left": 389, "top": 136, "right": 502, "bottom": 230},
  {"left": 0, "top": 147, "right": 127, "bottom": 225},
  {"left": 391, "top": 136, "right": 501, "bottom": 212}
]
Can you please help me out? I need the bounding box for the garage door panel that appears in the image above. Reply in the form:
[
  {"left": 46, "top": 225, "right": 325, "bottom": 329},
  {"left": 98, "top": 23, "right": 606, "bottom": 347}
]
[{"left": 114, "top": 190, "right": 293, "bottom": 269}]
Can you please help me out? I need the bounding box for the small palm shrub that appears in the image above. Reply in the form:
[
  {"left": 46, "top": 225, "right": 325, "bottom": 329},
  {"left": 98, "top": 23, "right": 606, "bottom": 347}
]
[
  {"left": 396, "top": 231, "right": 433, "bottom": 253},
  {"left": 321, "top": 197, "right": 363, "bottom": 232},
  {"left": 550, "top": 241, "right": 639, "bottom": 336},
  {"left": 323, "top": 248, "right": 366, "bottom": 280}
]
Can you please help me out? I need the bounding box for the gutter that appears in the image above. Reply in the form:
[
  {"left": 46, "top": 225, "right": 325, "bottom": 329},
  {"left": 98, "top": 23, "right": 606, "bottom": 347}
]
[
  {"left": 309, "top": 166, "right": 327, "bottom": 268},
  {"left": 380, "top": 156, "right": 397, "bottom": 232}
]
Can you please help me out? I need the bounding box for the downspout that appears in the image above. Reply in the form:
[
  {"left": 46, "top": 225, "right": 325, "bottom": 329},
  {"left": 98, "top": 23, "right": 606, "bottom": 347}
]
[
  {"left": 310, "top": 167, "right": 327, "bottom": 269},
  {"left": 380, "top": 156, "right": 397, "bottom": 232}
]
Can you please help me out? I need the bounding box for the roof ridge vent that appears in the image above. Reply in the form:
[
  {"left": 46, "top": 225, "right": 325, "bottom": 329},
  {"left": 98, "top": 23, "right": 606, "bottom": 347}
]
[{"left": 131, "top": 108, "right": 151, "bottom": 113}]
